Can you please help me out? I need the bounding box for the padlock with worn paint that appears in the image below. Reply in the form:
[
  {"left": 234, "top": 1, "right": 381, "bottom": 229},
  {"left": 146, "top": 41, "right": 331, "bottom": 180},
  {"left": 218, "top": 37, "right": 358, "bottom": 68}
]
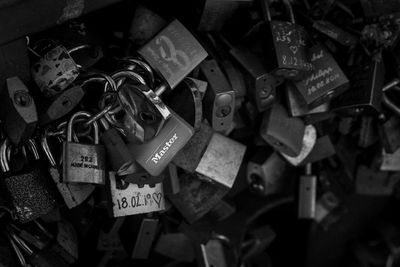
[
  {"left": 332, "top": 56, "right": 385, "bottom": 114},
  {"left": 0, "top": 139, "right": 59, "bottom": 223},
  {"left": 119, "top": 215, "right": 159, "bottom": 259},
  {"left": 294, "top": 43, "right": 349, "bottom": 108},
  {"left": 41, "top": 128, "right": 95, "bottom": 209},
  {"left": 0, "top": 76, "right": 38, "bottom": 146},
  {"left": 260, "top": 0, "right": 313, "bottom": 80},
  {"left": 137, "top": 19, "right": 208, "bottom": 89},
  {"left": 168, "top": 172, "right": 229, "bottom": 224},
  {"left": 298, "top": 163, "right": 317, "bottom": 219},
  {"left": 259, "top": 103, "right": 306, "bottom": 157},
  {"left": 62, "top": 111, "right": 106, "bottom": 184},
  {"left": 230, "top": 36, "right": 276, "bottom": 112},
  {"left": 173, "top": 122, "right": 246, "bottom": 189},
  {"left": 200, "top": 59, "right": 235, "bottom": 133},
  {"left": 108, "top": 172, "right": 165, "bottom": 217},
  {"left": 128, "top": 109, "right": 194, "bottom": 177},
  {"left": 247, "top": 148, "right": 289, "bottom": 196}
]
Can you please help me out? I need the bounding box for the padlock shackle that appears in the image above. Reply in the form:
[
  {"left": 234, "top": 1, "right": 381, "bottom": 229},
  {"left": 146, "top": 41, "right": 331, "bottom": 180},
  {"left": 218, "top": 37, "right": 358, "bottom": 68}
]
[
  {"left": 25, "top": 139, "right": 40, "bottom": 161},
  {"left": 0, "top": 138, "right": 11, "bottom": 173},
  {"left": 261, "top": 0, "right": 295, "bottom": 24},
  {"left": 112, "top": 70, "right": 147, "bottom": 88},
  {"left": 67, "top": 111, "right": 100, "bottom": 144},
  {"left": 41, "top": 129, "right": 57, "bottom": 166},
  {"left": 120, "top": 57, "right": 155, "bottom": 86},
  {"left": 80, "top": 72, "right": 117, "bottom": 93},
  {"left": 67, "top": 44, "right": 92, "bottom": 55},
  {"left": 6, "top": 232, "right": 28, "bottom": 266}
]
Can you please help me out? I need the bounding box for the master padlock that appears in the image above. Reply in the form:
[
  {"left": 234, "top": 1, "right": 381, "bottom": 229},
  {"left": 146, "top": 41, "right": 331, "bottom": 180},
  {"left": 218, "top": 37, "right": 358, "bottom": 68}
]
[
  {"left": 137, "top": 19, "right": 208, "bottom": 89},
  {"left": 0, "top": 76, "right": 38, "bottom": 146},
  {"left": 41, "top": 128, "right": 95, "bottom": 209},
  {"left": 260, "top": 0, "right": 313, "bottom": 80},
  {"left": 62, "top": 111, "right": 106, "bottom": 184}
]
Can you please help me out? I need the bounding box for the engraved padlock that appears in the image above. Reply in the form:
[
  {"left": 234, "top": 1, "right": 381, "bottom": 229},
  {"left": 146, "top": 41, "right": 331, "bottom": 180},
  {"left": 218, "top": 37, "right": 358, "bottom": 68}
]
[
  {"left": 261, "top": 0, "right": 312, "bottom": 80},
  {"left": 41, "top": 128, "right": 95, "bottom": 209},
  {"left": 62, "top": 111, "right": 106, "bottom": 184},
  {"left": 137, "top": 19, "right": 208, "bottom": 89},
  {"left": 0, "top": 76, "right": 38, "bottom": 146},
  {"left": 0, "top": 139, "right": 58, "bottom": 223}
]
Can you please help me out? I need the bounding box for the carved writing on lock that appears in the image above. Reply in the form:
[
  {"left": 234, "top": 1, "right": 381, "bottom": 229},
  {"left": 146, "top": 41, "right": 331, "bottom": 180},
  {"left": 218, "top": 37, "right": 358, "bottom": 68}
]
[
  {"left": 70, "top": 154, "right": 100, "bottom": 169},
  {"left": 307, "top": 73, "right": 340, "bottom": 96},
  {"left": 116, "top": 192, "right": 163, "bottom": 210},
  {"left": 273, "top": 24, "right": 293, "bottom": 44},
  {"left": 311, "top": 49, "right": 324, "bottom": 62},
  {"left": 151, "top": 133, "right": 178, "bottom": 164},
  {"left": 282, "top": 55, "right": 313, "bottom": 71},
  {"left": 304, "top": 67, "right": 334, "bottom": 86}
]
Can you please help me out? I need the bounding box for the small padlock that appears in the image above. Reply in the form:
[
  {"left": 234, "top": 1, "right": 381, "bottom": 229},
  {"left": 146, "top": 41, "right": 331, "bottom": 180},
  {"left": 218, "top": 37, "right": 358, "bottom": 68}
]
[
  {"left": 31, "top": 40, "right": 93, "bottom": 97},
  {"left": 119, "top": 215, "right": 159, "bottom": 259},
  {"left": 294, "top": 43, "right": 349, "bottom": 108},
  {"left": 49, "top": 220, "right": 79, "bottom": 264},
  {"left": 137, "top": 19, "right": 208, "bottom": 89},
  {"left": 168, "top": 172, "right": 229, "bottom": 224},
  {"left": 332, "top": 56, "right": 385, "bottom": 114},
  {"left": 247, "top": 148, "right": 289, "bottom": 196},
  {"left": 128, "top": 109, "right": 194, "bottom": 177},
  {"left": 312, "top": 20, "right": 358, "bottom": 47},
  {"left": 62, "top": 111, "right": 106, "bottom": 184},
  {"left": 298, "top": 163, "right": 317, "bottom": 219},
  {"left": 0, "top": 139, "right": 59, "bottom": 223},
  {"left": 0, "top": 76, "right": 38, "bottom": 146},
  {"left": 108, "top": 172, "right": 165, "bottom": 217},
  {"left": 261, "top": 0, "right": 313, "bottom": 80},
  {"left": 259, "top": 103, "right": 306, "bottom": 157},
  {"left": 200, "top": 59, "right": 235, "bottom": 133},
  {"left": 41, "top": 128, "right": 95, "bottom": 209}
]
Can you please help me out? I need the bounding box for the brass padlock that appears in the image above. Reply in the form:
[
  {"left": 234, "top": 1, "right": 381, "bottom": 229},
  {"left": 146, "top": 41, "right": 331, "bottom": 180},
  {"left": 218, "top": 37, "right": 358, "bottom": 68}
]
[
  {"left": 62, "top": 111, "right": 106, "bottom": 184},
  {"left": 137, "top": 19, "right": 208, "bottom": 89},
  {"left": 261, "top": 0, "right": 313, "bottom": 80}
]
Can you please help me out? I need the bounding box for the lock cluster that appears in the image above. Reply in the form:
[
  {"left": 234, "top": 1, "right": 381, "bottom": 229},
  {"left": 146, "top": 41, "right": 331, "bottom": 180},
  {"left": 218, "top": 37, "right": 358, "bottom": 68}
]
[{"left": 0, "top": 0, "right": 400, "bottom": 266}]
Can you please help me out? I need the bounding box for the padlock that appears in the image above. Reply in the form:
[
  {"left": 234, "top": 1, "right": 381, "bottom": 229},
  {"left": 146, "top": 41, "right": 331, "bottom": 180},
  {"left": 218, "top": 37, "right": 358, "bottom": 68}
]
[
  {"left": 381, "top": 148, "right": 400, "bottom": 171},
  {"left": 0, "top": 138, "right": 59, "bottom": 223},
  {"left": 355, "top": 165, "right": 394, "bottom": 196},
  {"left": 314, "top": 191, "right": 341, "bottom": 225},
  {"left": 99, "top": 117, "right": 135, "bottom": 175},
  {"left": 168, "top": 172, "right": 229, "bottom": 224},
  {"left": 39, "top": 84, "right": 86, "bottom": 125},
  {"left": 5, "top": 231, "right": 27, "bottom": 267},
  {"left": 128, "top": 109, "right": 194, "bottom": 177},
  {"left": 119, "top": 215, "right": 159, "bottom": 259},
  {"left": 97, "top": 217, "right": 125, "bottom": 252},
  {"left": 122, "top": 163, "right": 164, "bottom": 186},
  {"left": 247, "top": 148, "right": 289, "bottom": 196},
  {"left": 31, "top": 40, "right": 94, "bottom": 97},
  {"left": 41, "top": 128, "right": 95, "bottom": 208},
  {"left": 108, "top": 172, "right": 165, "bottom": 217},
  {"left": 298, "top": 163, "right": 317, "bottom": 219},
  {"left": 259, "top": 103, "right": 306, "bottom": 157},
  {"left": 62, "top": 111, "right": 106, "bottom": 184},
  {"left": 154, "top": 232, "right": 195, "bottom": 262},
  {"left": 200, "top": 59, "right": 235, "bottom": 133},
  {"left": 196, "top": 235, "right": 233, "bottom": 267},
  {"left": 9, "top": 221, "right": 52, "bottom": 251},
  {"left": 379, "top": 116, "right": 400, "bottom": 153},
  {"left": 286, "top": 81, "right": 330, "bottom": 118},
  {"left": 312, "top": 20, "right": 358, "bottom": 47},
  {"left": 162, "top": 164, "right": 180, "bottom": 195},
  {"left": 0, "top": 76, "right": 38, "bottom": 146},
  {"left": 164, "top": 77, "right": 203, "bottom": 131},
  {"left": 137, "top": 19, "right": 208, "bottom": 89},
  {"left": 360, "top": 0, "right": 400, "bottom": 17},
  {"left": 331, "top": 56, "right": 385, "bottom": 114},
  {"left": 173, "top": 122, "right": 246, "bottom": 189},
  {"left": 230, "top": 38, "right": 276, "bottom": 112},
  {"left": 358, "top": 116, "right": 379, "bottom": 148},
  {"left": 8, "top": 230, "right": 69, "bottom": 267},
  {"left": 260, "top": 0, "right": 313, "bottom": 80},
  {"left": 294, "top": 43, "right": 349, "bottom": 108}
]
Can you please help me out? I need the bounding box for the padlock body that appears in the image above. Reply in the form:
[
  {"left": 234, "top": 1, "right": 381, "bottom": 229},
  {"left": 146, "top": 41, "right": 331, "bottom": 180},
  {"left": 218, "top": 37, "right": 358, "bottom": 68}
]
[
  {"left": 62, "top": 142, "right": 106, "bottom": 184},
  {"left": 138, "top": 19, "right": 208, "bottom": 89},
  {"left": 31, "top": 45, "right": 79, "bottom": 97},
  {"left": 128, "top": 112, "right": 194, "bottom": 176},
  {"left": 269, "top": 21, "right": 312, "bottom": 80}
]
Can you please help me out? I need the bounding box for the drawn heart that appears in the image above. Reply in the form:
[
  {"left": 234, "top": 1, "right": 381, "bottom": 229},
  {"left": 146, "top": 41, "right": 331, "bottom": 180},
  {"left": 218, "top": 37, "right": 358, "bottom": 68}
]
[
  {"left": 153, "top": 192, "right": 163, "bottom": 208},
  {"left": 289, "top": 46, "right": 298, "bottom": 54}
]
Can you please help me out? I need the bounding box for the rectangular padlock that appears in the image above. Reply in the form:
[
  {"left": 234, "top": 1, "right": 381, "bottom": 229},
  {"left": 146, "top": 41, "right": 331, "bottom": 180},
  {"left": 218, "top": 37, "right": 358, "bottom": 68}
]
[
  {"left": 200, "top": 59, "right": 235, "bottom": 133},
  {"left": 128, "top": 110, "right": 194, "bottom": 177},
  {"left": 260, "top": 103, "right": 306, "bottom": 157},
  {"left": 108, "top": 172, "right": 165, "bottom": 217},
  {"left": 298, "top": 164, "right": 317, "bottom": 219},
  {"left": 138, "top": 19, "right": 208, "bottom": 89},
  {"left": 331, "top": 57, "right": 385, "bottom": 114},
  {"left": 230, "top": 41, "right": 276, "bottom": 112},
  {"left": 168, "top": 173, "right": 229, "bottom": 224},
  {"left": 312, "top": 20, "right": 358, "bottom": 47},
  {"left": 294, "top": 43, "right": 349, "bottom": 108}
]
